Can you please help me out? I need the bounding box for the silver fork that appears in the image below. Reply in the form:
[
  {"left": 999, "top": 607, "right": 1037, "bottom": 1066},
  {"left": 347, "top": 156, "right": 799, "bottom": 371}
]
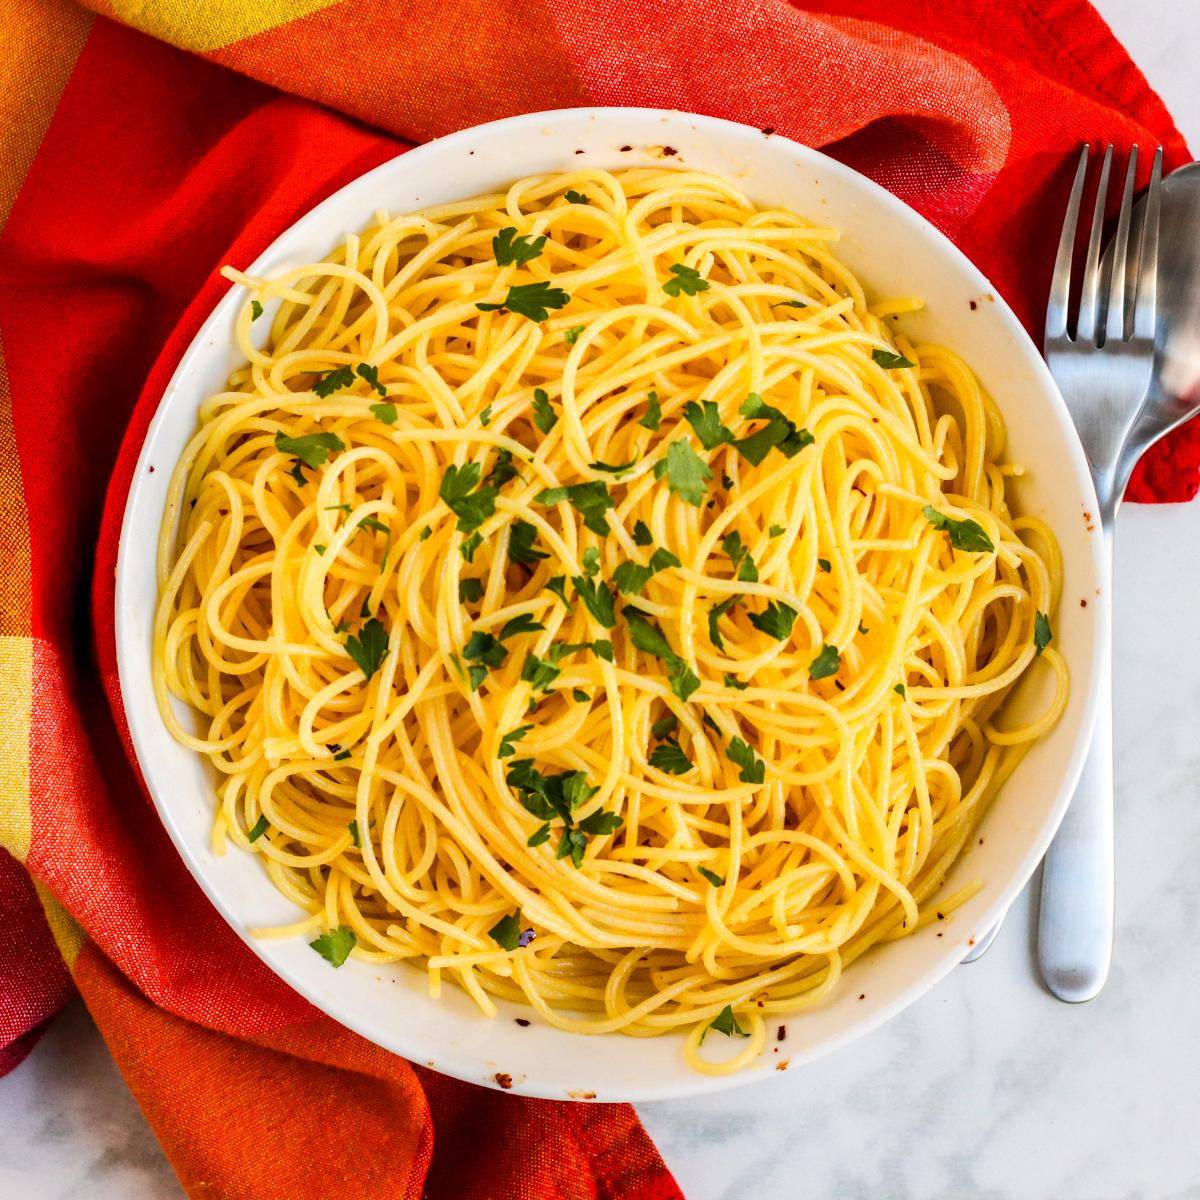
[{"left": 1037, "top": 143, "right": 1163, "bottom": 1001}]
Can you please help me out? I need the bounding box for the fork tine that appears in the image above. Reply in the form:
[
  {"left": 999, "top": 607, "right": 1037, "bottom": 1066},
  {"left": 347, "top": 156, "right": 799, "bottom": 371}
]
[
  {"left": 1132, "top": 146, "right": 1163, "bottom": 341},
  {"left": 1077, "top": 144, "right": 1113, "bottom": 343},
  {"left": 1046, "top": 145, "right": 1089, "bottom": 342},
  {"left": 1103, "top": 146, "right": 1139, "bottom": 343}
]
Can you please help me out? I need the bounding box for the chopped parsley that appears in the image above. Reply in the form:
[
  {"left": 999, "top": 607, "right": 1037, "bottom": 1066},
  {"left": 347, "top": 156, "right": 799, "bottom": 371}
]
[
  {"left": 247, "top": 814, "right": 269, "bottom": 843},
  {"left": 748, "top": 600, "right": 798, "bottom": 641},
  {"left": 683, "top": 400, "right": 734, "bottom": 450},
  {"left": 721, "top": 531, "right": 759, "bottom": 582},
  {"left": 922, "top": 506, "right": 995, "bottom": 554},
  {"left": 698, "top": 867, "right": 725, "bottom": 887},
  {"left": 508, "top": 520, "right": 548, "bottom": 565},
  {"left": 459, "top": 577, "right": 485, "bottom": 604},
  {"left": 312, "top": 365, "right": 355, "bottom": 398},
  {"left": 639, "top": 390, "right": 662, "bottom": 430},
  {"left": 275, "top": 430, "right": 345, "bottom": 469},
  {"left": 498, "top": 725, "right": 532, "bottom": 759},
  {"left": 564, "top": 189, "right": 589, "bottom": 205},
  {"left": 648, "top": 738, "right": 693, "bottom": 775},
  {"left": 572, "top": 688, "right": 590, "bottom": 703},
  {"left": 654, "top": 440, "right": 712, "bottom": 506},
  {"left": 487, "top": 448, "right": 520, "bottom": 488},
  {"left": 477, "top": 281, "right": 570, "bottom": 322},
  {"left": 460, "top": 531, "right": 483, "bottom": 562},
  {"left": 348, "top": 819, "right": 361, "bottom": 847},
  {"left": 1034, "top": 611, "right": 1052, "bottom": 655},
  {"left": 808, "top": 643, "right": 840, "bottom": 680},
  {"left": 612, "top": 547, "right": 680, "bottom": 596},
  {"left": 663, "top": 263, "right": 710, "bottom": 297},
  {"left": 492, "top": 226, "right": 546, "bottom": 266},
  {"left": 590, "top": 459, "right": 636, "bottom": 475},
  {"left": 624, "top": 610, "right": 699, "bottom": 701},
  {"left": 570, "top": 575, "right": 617, "bottom": 628},
  {"left": 440, "top": 463, "right": 497, "bottom": 534},
  {"left": 358, "top": 516, "right": 389, "bottom": 534},
  {"left": 723, "top": 673, "right": 748, "bottom": 690},
  {"left": 776, "top": 299, "right": 808, "bottom": 309},
  {"left": 633, "top": 520, "right": 654, "bottom": 547},
  {"left": 370, "top": 402, "right": 398, "bottom": 424},
  {"left": 506, "top": 761, "right": 620, "bottom": 867},
  {"left": 488, "top": 910, "right": 526, "bottom": 951},
  {"left": 817, "top": 558, "right": 832, "bottom": 573},
  {"left": 345, "top": 617, "right": 389, "bottom": 680},
  {"left": 650, "top": 713, "right": 678, "bottom": 739},
  {"left": 310, "top": 926, "right": 356, "bottom": 968},
  {"left": 727, "top": 737, "right": 765, "bottom": 784},
  {"left": 581, "top": 547, "right": 601, "bottom": 576},
  {"left": 356, "top": 363, "right": 387, "bottom": 397},
  {"left": 703, "top": 1004, "right": 749, "bottom": 1040},
  {"left": 250, "top": 300, "right": 263, "bottom": 321},
  {"left": 545, "top": 576, "right": 572, "bottom": 609},
  {"left": 735, "top": 394, "right": 813, "bottom": 465},
  {"left": 521, "top": 653, "right": 560, "bottom": 692},
  {"left": 480, "top": 405, "right": 493, "bottom": 427},
  {"left": 894, "top": 683, "right": 907, "bottom": 697},
  {"left": 769, "top": 524, "right": 786, "bottom": 537},
  {"left": 535, "top": 481, "right": 614, "bottom": 535},
  {"left": 708, "top": 596, "right": 739, "bottom": 652},
  {"left": 531, "top": 387, "right": 557, "bottom": 434},
  {"left": 872, "top": 347, "right": 915, "bottom": 369},
  {"left": 564, "top": 324, "right": 585, "bottom": 345}
]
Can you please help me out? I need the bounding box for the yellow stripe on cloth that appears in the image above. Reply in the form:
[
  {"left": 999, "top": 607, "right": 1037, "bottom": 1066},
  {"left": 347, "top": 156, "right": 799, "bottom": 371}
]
[
  {"left": 35, "top": 879, "right": 85, "bottom": 968},
  {"left": 0, "top": 635, "right": 32, "bottom": 863},
  {"left": 1, "top": 0, "right": 92, "bottom": 229},
  {"left": 97, "top": 0, "right": 341, "bottom": 53}
]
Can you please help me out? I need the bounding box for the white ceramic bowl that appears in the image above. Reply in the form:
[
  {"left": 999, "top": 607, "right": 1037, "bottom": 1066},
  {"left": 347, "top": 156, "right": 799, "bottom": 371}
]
[{"left": 115, "top": 107, "right": 1104, "bottom": 1101}]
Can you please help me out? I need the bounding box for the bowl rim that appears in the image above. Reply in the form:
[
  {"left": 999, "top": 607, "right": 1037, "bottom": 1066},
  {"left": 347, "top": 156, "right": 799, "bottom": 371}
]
[{"left": 114, "top": 105, "right": 1105, "bottom": 1101}]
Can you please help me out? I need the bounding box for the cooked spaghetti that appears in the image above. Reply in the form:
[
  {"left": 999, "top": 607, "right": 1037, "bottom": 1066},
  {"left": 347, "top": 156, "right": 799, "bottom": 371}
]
[{"left": 155, "top": 167, "right": 1067, "bottom": 1072}]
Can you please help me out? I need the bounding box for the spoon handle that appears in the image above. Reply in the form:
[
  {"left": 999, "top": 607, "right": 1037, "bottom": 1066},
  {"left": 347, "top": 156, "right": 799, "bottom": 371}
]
[{"left": 1036, "top": 527, "right": 1114, "bottom": 1001}]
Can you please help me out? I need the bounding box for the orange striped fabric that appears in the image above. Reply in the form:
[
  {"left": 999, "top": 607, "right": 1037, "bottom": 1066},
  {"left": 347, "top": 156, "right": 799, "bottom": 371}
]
[{"left": 0, "top": 2, "right": 1192, "bottom": 1197}]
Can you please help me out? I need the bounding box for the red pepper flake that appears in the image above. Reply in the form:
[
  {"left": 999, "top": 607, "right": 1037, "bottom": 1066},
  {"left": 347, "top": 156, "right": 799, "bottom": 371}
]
[
  {"left": 937, "top": 932, "right": 943, "bottom": 937},
  {"left": 662, "top": 145, "right": 678, "bottom": 157},
  {"left": 968, "top": 937, "right": 976, "bottom": 947},
  {"left": 761, "top": 127, "right": 775, "bottom": 136},
  {"left": 776, "top": 1025, "right": 787, "bottom": 1042},
  {"left": 857, "top": 993, "right": 865, "bottom": 1000},
  {"left": 514, "top": 1018, "right": 530, "bottom": 1027},
  {"left": 574, "top": 149, "right": 584, "bottom": 155},
  {"left": 776, "top": 1059, "right": 789, "bottom": 1071},
  {"left": 494, "top": 1072, "right": 513, "bottom": 1090},
  {"left": 1080, "top": 598, "right": 1088, "bottom": 608},
  {"left": 620, "top": 144, "right": 633, "bottom": 152},
  {"left": 969, "top": 299, "right": 978, "bottom": 311},
  {"left": 148, "top": 465, "right": 156, "bottom": 473},
  {"left": 936, "top": 911, "right": 945, "bottom": 920}
]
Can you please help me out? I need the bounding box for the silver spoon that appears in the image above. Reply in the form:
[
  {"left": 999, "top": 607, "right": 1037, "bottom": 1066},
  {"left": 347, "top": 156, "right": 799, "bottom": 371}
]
[{"left": 964, "top": 160, "right": 1200, "bottom": 968}]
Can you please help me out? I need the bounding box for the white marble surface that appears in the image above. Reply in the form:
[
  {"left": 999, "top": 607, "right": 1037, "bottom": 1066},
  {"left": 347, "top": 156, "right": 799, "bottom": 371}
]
[{"left": 3, "top": 4, "right": 1199, "bottom": 1198}]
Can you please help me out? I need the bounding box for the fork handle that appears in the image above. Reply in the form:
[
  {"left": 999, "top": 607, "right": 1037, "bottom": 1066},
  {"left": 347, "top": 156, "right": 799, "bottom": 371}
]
[{"left": 1036, "top": 527, "right": 1114, "bottom": 1001}]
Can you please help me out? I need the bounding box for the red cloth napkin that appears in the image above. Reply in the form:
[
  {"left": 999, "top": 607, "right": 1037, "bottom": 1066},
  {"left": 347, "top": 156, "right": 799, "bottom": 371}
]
[{"left": 0, "top": 2, "right": 1192, "bottom": 1197}]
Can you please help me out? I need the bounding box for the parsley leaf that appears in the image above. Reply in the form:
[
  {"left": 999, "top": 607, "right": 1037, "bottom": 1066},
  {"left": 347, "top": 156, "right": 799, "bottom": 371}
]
[
  {"left": 704, "top": 1004, "right": 749, "bottom": 1040},
  {"left": 727, "top": 737, "right": 765, "bottom": 784},
  {"left": 922, "top": 505, "right": 995, "bottom": 554},
  {"left": 648, "top": 738, "right": 693, "bottom": 775},
  {"left": 708, "top": 596, "right": 738, "bottom": 652},
  {"left": 564, "top": 324, "right": 585, "bottom": 345},
  {"left": 1034, "top": 611, "right": 1052, "bottom": 655},
  {"left": 521, "top": 653, "right": 561, "bottom": 692},
  {"left": 358, "top": 516, "right": 389, "bottom": 534},
  {"left": 498, "top": 725, "right": 532, "bottom": 759},
  {"left": 769, "top": 524, "right": 786, "bottom": 537},
  {"left": 582, "top": 547, "right": 601, "bottom": 576},
  {"left": 247, "top": 814, "right": 269, "bottom": 843},
  {"left": 683, "top": 400, "right": 733, "bottom": 450},
  {"left": 480, "top": 405, "right": 493, "bottom": 426},
  {"left": 477, "top": 281, "right": 570, "bottom": 322},
  {"left": 275, "top": 430, "right": 345, "bottom": 469},
  {"left": 345, "top": 617, "right": 389, "bottom": 680},
  {"left": 894, "top": 683, "right": 907, "bottom": 697},
  {"left": 531, "top": 387, "right": 558, "bottom": 434},
  {"left": 508, "top": 520, "right": 548, "bottom": 565},
  {"left": 370, "top": 402, "right": 397, "bottom": 424},
  {"left": 650, "top": 713, "right": 678, "bottom": 739},
  {"left": 735, "top": 394, "right": 813, "bottom": 464},
  {"left": 250, "top": 300, "right": 263, "bottom": 321},
  {"left": 808, "top": 643, "right": 840, "bottom": 680},
  {"left": 312, "top": 365, "right": 355, "bottom": 398},
  {"left": 872, "top": 347, "right": 915, "bottom": 369},
  {"left": 668, "top": 661, "right": 701, "bottom": 702},
  {"left": 663, "top": 263, "right": 710, "bottom": 297},
  {"left": 459, "top": 578, "right": 485, "bottom": 604},
  {"left": 564, "top": 189, "right": 589, "bottom": 205},
  {"left": 487, "top": 448, "right": 520, "bottom": 488},
  {"left": 721, "top": 531, "right": 759, "bottom": 582},
  {"left": 460, "top": 531, "right": 483, "bottom": 562},
  {"left": 723, "top": 673, "right": 748, "bottom": 690},
  {"left": 356, "top": 363, "right": 387, "bottom": 397},
  {"left": 310, "top": 926, "right": 356, "bottom": 968},
  {"left": 633, "top": 520, "right": 654, "bottom": 547},
  {"left": 571, "top": 576, "right": 617, "bottom": 628},
  {"left": 440, "top": 463, "right": 497, "bottom": 534},
  {"left": 488, "top": 910, "right": 525, "bottom": 951},
  {"left": 545, "top": 576, "right": 572, "bottom": 609},
  {"left": 493, "top": 226, "right": 546, "bottom": 266},
  {"left": 535, "top": 481, "right": 614, "bottom": 536},
  {"left": 698, "top": 867, "right": 725, "bottom": 886},
  {"left": 817, "top": 558, "right": 832, "bottom": 573},
  {"left": 572, "top": 688, "right": 590, "bottom": 703},
  {"left": 776, "top": 299, "right": 808, "bottom": 309},
  {"left": 499, "top": 613, "right": 546, "bottom": 640},
  {"left": 639, "top": 390, "right": 662, "bottom": 430},
  {"left": 625, "top": 610, "right": 677, "bottom": 660},
  {"left": 613, "top": 548, "right": 678, "bottom": 596},
  {"left": 347, "top": 819, "right": 360, "bottom": 846},
  {"left": 654, "top": 441, "right": 712, "bottom": 506},
  {"left": 590, "top": 459, "right": 636, "bottom": 475},
  {"left": 748, "top": 600, "right": 798, "bottom": 642}
]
